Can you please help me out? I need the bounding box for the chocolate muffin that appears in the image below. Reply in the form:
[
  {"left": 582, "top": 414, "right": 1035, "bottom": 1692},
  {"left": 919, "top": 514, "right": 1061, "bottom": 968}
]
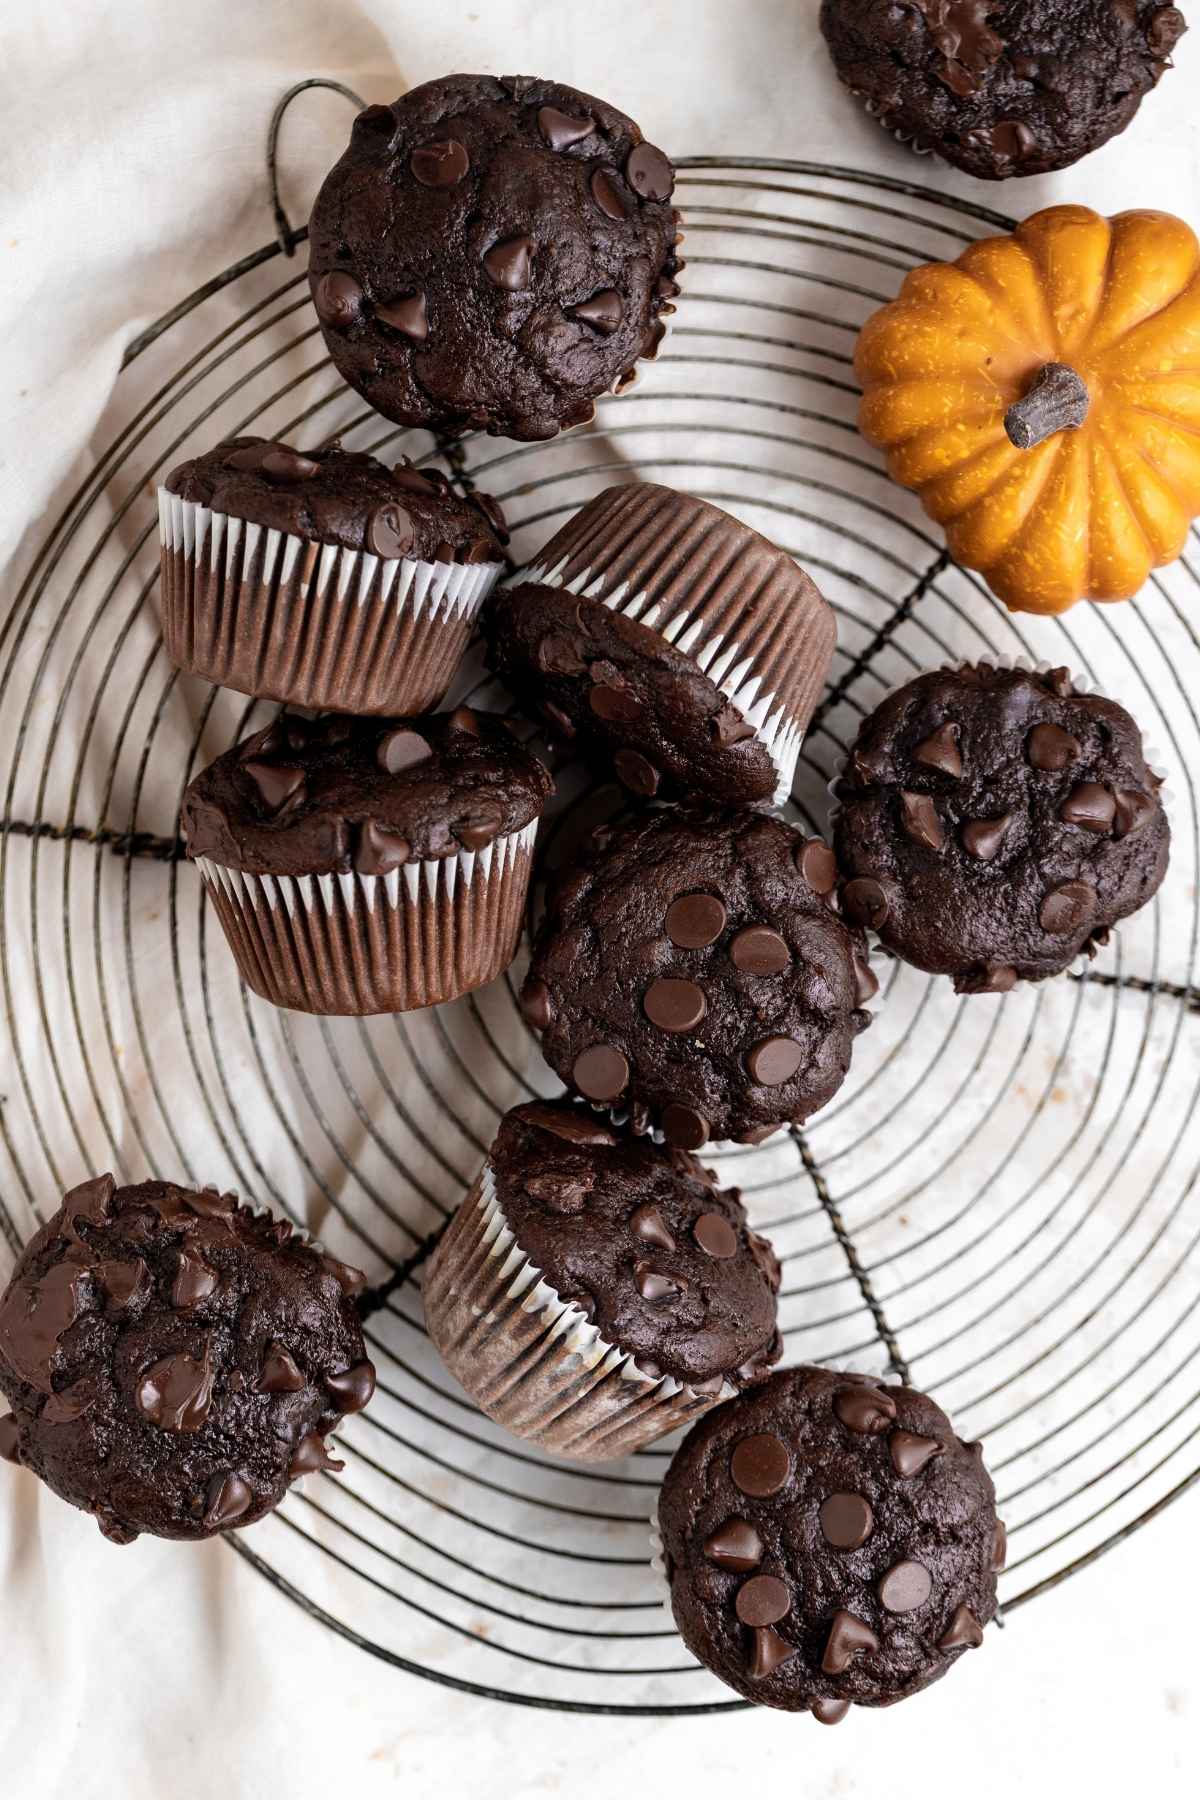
[
  {"left": 183, "top": 707, "right": 553, "bottom": 1014},
  {"left": 523, "top": 808, "right": 875, "bottom": 1148},
  {"left": 308, "top": 74, "right": 682, "bottom": 441},
  {"left": 160, "top": 439, "right": 506, "bottom": 714},
  {"left": 0, "top": 1174, "right": 374, "bottom": 1543},
  {"left": 832, "top": 663, "right": 1170, "bottom": 992},
  {"left": 486, "top": 483, "right": 836, "bottom": 808},
  {"left": 657, "top": 1366, "right": 1002, "bottom": 1716},
  {"left": 820, "top": 1, "right": 1186, "bottom": 180},
  {"left": 423, "top": 1101, "right": 782, "bottom": 1460}
]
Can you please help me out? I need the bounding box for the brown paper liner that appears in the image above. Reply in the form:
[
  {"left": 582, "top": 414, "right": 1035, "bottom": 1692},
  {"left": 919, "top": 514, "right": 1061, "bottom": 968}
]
[
  {"left": 423, "top": 1169, "right": 731, "bottom": 1462},
  {"left": 158, "top": 490, "right": 501, "bottom": 714},
  {"left": 193, "top": 823, "right": 537, "bottom": 1016}
]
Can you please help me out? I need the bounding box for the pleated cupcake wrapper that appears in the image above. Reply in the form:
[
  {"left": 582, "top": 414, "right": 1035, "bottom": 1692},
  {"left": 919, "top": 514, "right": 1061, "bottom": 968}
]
[
  {"left": 514, "top": 486, "right": 834, "bottom": 809},
  {"left": 422, "top": 1166, "right": 734, "bottom": 1463},
  {"left": 193, "top": 821, "right": 538, "bottom": 1016},
  {"left": 827, "top": 657, "right": 1170, "bottom": 987},
  {"left": 854, "top": 91, "right": 935, "bottom": 155},
  {"left": 158, "top": 489, "right": 503, "bottom": 714}
]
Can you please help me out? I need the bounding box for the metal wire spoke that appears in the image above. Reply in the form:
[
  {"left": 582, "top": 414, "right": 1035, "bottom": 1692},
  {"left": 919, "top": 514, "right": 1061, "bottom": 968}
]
[{"left": 1, "top": 139, "right": 1199, "bottom": 1714}]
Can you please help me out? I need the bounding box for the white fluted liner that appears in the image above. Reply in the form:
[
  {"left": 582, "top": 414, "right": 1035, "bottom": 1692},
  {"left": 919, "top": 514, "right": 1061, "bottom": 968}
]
[
  {"left": 423, "top": 1166, "right": 734, "bottom": 1463},
  {"left": 158, "top": 489, "right": 503, "bottom": 713},
  {"left": 193, "top": 821, "right": 538, "bottom": 1016}
]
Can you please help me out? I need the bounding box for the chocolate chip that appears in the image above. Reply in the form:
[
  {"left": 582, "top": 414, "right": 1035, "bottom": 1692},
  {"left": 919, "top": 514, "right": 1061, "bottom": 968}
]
[
  {"left": 635, "top": 1263, "right": 687, "bottom": 1303},
  {"left": 939, "top": 1604, "right": 985, "bottom": 1651},
  {"left": 842, "top": 878, "right": 889, "bottom": 929},
  {"left": 900, "top": 791, "right": 944, "bottom": 852},
  {"left": 170, "top": 1249, "right": 217, "bottom": 1310},
  {"left": 243, "top": 760, "right": 306, "bottom": 814},
  {"left": 377, "top": 729, "right": 432, "bottom": 774},
  {"left": 526, "top": 1173, "right": 592, "bottom": 1213},
  {"left": 889, "top": 1430, "right": 944, "bottom": 1477},
  {"left": 614, "top": 748, "right": 660, "bottom": 796},
  {"left": 962, "top": 814, "right": 1012, "bottom": 861},
  {"left": 223, "top": 440, "right": 270, "bottom": 471},
  {"left": 749, "top": 1626, "right": 797, "bottom": 1680},
  {"left": 703, "top": 1518, "right": 763, "bottom": 1571},
  {"left": 411, "top": 139, "right": 469, "bottom": 187},
  {"left": 448, "top": 706, "right": 482, "bottom": 737},
  {"left": 572, "top": 1043, "right": 629, "bottom": 1101},
  {"left": 643, "top": 976, "right": 707, "bottom": 1033},
  {"left": 468, "top": 488, "right": 509, "bottom": 543},
  {"left": 992, "top": 1520, "right": 1008, "bottom": 1571},
  {"left": 1113, "top": 788, "right": 1156, "bottom": 839},
  {"left": 325, "top": 1361, "right": 377, "bottom": 1414},
  {"left": 745, "top": 1035, "right": 803, "bottom": 1087},
  {"left": 730, "top": 926, "right": 791, "bottom": 976},
  {"left": 321, "top": 1255, "right": 367, "bottom": 1298},
  {"left": 483, "top": 235, "right": 535, "bottom": 290},
  {"left": 853, "top": 950, "right": 879, "bottom": 1007},
  {"left": 537, "top": 105, "right": 595, "bottom": 149},
  {"left": 665, "top": 892, "right": 727, "bottom": 948},
  {"left": 375, "top": 292, "right": 429, "bottom": 340},
  {"left": 289, "top": 1432, "right": 345, "bottom": 1477},
  {"left": 1039, "top": 880, "right": 1097, "bottom": 934},
  {"left": 42, "top": 1382, "right": 97, "bottom": 1424},
  {"left": 204, "top": 1472, "right": 253, "bottom": 1530},
  {"left": 879, "top": 1559, "right": 933, "bottom": 1613},
  {"left": 957, "top": 961, "right": 1018, "bottom": 995},
  {"left": 258, "top": 1343, "right": 305, "bottom": 1394},
  {"left": 1043, "top": 666, "right": 1074, "bottom": 697},
  {"left": 797, "top": 839, "right": 837, "bottom": 894},
  {"left": 1027, "top": 723, "right": 1081, "bottom": 771},
  {"left": 661, "top": 1103, "right": 710, "bottom": 1150},
  {"left": 834, "top": 1384, "right": 897, "bottom": 1433},
  {"left": 589, "top": 683, "right": 643, "bottom": 723},
  {"left": 913, "top": 722, "right": 963, "bottom": 778},
  {"left": 260, "top": 447, "right": 320, "bottom": 483},
  {"left": 812, "top": 1698, "right": 851, "bottom": 1726},
  {"left": 95, "top": 1257, "right": 150, "bottom": 1312},
  {"left": 821, "top": 1610, "right": 880, "bottom": 1675},
  {"left": 354, "top": 103, "right": 396, "bottom": 139},
  {"left": 590, "top": 169, "right": 627, "bottom": 220},
  {"left": 626, "top": 143, "right": 674, "bottom": 201},
  {"left": 520, "top": 978, "right": 553, "bottom": 1030},
  {"left": 367, "top": 502, "right": 415, "bottom": 559},
  {"left": 536, "top": 633, "right": 585, "bottom": 676},
  {"left": 313, "top": 271, "right": 364, "bottom": 330},
  {"left": 694, "top": 1212, "right": 738, "bottom": 1259},
  {"left": 819, "top": 1492, "right": 875, "bottom": 1550},
  {"left": 711, "top": 703, "right": 756, "bottom": 746},
  {"left": 569, "top": 289, "right": 624, "bottom": 334},
  {"left": 355, "top": 821, "right": 411, "bottom": 876},
  {"left": 0, "top": 1415, "right": 20, "bottom": 1463},
  {"left": 631, "top": 1203, "right": 676, "bottom": 1252},
  {"left": 136, "top": 1347, "right": 215, "bottom": 1433},
  {"left": 1061, "top": 782, "right": 1116, "bottom": 832},
  {"left": 736, "top": 1574, "right": 791, "bottom": 1627},
  {"left": 541, "top": 701, "right": 577, "bottom": 741},
  {"left": 730, "top": 1432, "right": 791, "bottom": 1497}
]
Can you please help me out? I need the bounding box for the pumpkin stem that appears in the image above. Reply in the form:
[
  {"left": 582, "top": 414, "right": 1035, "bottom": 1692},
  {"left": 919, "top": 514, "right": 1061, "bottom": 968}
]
[{"left": 1004, "top": 364, "right": 1090, "bottom": 450}]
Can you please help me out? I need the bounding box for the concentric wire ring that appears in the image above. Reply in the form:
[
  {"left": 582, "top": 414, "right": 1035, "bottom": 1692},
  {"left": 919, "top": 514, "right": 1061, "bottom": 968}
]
[{"left": 2, "top": 131, "right": 1199, "bottom": 1712}]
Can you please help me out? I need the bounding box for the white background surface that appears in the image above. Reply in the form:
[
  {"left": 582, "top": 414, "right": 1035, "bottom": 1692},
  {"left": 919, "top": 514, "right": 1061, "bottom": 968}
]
[{"left": 1, "top": 3, "right": 1198, "bottom": 1795}]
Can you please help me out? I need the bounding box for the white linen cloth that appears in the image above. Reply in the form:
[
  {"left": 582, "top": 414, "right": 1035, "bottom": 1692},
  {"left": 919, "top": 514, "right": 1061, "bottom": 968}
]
[{"left": 1, "top": 4, "right": 1198, "bottom": 1796}]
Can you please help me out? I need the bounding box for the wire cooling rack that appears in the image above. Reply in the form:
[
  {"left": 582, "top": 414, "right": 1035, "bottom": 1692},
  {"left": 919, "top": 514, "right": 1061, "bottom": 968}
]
[{"left": 2, "top": 83, "right": 1200, "bottom": 1714}]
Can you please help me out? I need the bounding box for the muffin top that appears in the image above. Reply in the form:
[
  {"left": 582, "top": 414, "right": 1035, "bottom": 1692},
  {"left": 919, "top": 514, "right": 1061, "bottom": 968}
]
[
  {"left": 307, "top": 73, "right": 681, "bottom": 441},
  {"left": 0, "top": 1175, "right": 373, "bottom": 1543},
  {"left": 820, "top": 1, "right": 1186, "bottom": 181},
  {"left": 164, "top": 438, "right": 507, "bottom": 563},
  {"left": 657, "top": 1365, "right": 1001, "bottom": 1715},
  {"left": 833, "top": 662, "right": 1169, "bottom": 990},
  {"left": 182, "top": 707, "right": 553, "bottom": 877},
  {"left": 488, "top": 1101, "right": 783, "bottom": 1387},
  {"left": 524, "top": 808, "right": 875, "bottom": 1148}
]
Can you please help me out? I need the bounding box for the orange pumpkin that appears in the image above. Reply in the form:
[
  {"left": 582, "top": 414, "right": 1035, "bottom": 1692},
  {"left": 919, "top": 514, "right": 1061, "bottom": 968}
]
[{"left": 855, "top": 205, "right": 1200, "bottom": 615}]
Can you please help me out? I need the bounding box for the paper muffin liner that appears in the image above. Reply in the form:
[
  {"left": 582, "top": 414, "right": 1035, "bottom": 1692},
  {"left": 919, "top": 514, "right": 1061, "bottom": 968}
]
[
  {"left": 422, "top": 1166, "right": 735, "bottom": 1462},
  {"left": 827, "top": 657, "right": 1171, "bottom": 988},
  {"left": 193, "top": 821, "right": 538, "bottom": 1016},
  {"left": 158, "top": 490, "right": 503, "bottom": 714},
  {"left": 512, "top": 484, "right": 835, "bottom": 808}
]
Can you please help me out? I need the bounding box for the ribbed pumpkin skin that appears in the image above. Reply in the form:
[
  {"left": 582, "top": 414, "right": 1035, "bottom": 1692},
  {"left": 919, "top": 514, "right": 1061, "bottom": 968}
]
[{"left": 855, "top": 206, "right": 1200, "bottom": 615}]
